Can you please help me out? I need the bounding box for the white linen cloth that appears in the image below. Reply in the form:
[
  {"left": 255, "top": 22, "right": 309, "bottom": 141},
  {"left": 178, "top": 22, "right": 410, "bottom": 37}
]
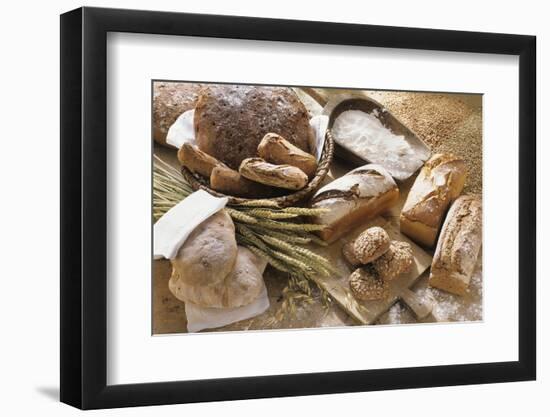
[
  {"left": 153, "top": 189, "right": 228, "bottom": 260},
  {"left": 153, "top": 189, "right": 270, "bottom": 332},
  {"left": 167, "top": 109, "right": 329, "bottom": 162},
  {"left": 185, "top": 282, "right": 270, "bottom": 333}
]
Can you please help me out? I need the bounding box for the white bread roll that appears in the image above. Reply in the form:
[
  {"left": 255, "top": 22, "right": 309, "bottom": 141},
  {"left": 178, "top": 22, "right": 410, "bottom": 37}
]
[
  {"left": 429, "top": 195, "right": 482, "bottom": 296},
  {"left": 310, "top": 164, "right": 399, "bottom": 243},
  {"left": 400, "top": 154, "right": 467, "bottom": 247},
  {"left": 169, "top": 246, "right": 267, "bottom": 308}
]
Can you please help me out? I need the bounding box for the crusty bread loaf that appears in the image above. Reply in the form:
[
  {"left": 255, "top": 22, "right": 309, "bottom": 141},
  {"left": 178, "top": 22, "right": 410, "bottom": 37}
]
[
  {"left": 210, "top": 166, "right": 274, "bottom": 198},
  {"left": 429, "top": 195, "right": 482, "bottom": 296},
  {"left": 194, "top": 85, "right": 314, "bottom": 169},
  {"left": 239, "top": 158, "right": 309, "bottom": 190},
  {"left": 400, "top": 154, "right": 467, "bottom": 247},
  {"left": 178, "top": 143, "right": 227, "bottom": 177},
  {"left": 257, "top": 133, "right": 318, "bottom": 178},
  {"left": 310, "top": 164, "right": 399, "bottom": 243},
  {"left": 153, "top": 82, "right": 203, "bottom": 147},
  {"left": 170, "top": 210, "right": 237, "bottom": 287},
  {"left": 169, "top": 246, "right": 267, "bottom": 308}
]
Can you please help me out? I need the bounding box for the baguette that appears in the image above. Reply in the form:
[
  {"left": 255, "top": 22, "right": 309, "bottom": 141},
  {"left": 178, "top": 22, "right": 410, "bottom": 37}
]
[
  {"left": 210, "top": 166, "right": 273, "bottom": 198},
  {"left": 239, "top": 158, "right": 309, "bottom": 190},
  {"left": 310, "top": 164, "right": 399, "bottom": 243},
  {"left": 178, "top": 143, "right": 227, "bottom": 178},
  {"left": 257, "top": 133, "right": 318, "bottom": 178},
  {"left": 400, "top": 153, "right": 467, "bottom": 247},
  {"left": 429, "top": 195, "right": 482, "bottom": 296}
]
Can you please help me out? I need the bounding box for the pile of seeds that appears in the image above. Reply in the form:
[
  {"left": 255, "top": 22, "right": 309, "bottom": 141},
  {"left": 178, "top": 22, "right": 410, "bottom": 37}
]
[{"left": 365, "top": 91, "right": 483, "bottom": 194}]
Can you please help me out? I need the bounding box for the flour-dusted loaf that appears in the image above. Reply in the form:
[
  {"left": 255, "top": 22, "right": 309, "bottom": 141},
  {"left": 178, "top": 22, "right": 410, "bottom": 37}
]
[
  {"left": 257, "top": 133, "right": 318, "bottom": 178},
  {"left": 429, "top": 195, "right": 482, "bottom": 296},
  {"left": 194, "top": 85, "right": 314, "bottom": 169},
  {"left": 310, "top": 164, "right": 399, "bottom": 243},
  {"left": 400, "top": 153, "right": 467, "bottom": 247},
  {"left": 169, "top": 246, "right": 267, "bottom": 308},
  {"left": 239, "top": 158, "right": 309, "bottom": 190},
  {"left": 170, "top": 210, "right": 237, "bottom": 287},
  {"left": 178, "top": 143, "right": 227, "bottom": 177},
  {"left": 153, "top": 82, "right": 204, "bottom": 147}
]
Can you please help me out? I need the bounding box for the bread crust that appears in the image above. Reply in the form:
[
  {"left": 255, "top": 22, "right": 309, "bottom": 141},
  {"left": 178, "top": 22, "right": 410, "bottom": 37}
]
[
  {"left": 210, "top": 166, "right": 274, "bottom": 198},
  {"left": 194, "top": 85, "right": 314, "bottom": 169},
  {"left": 311, "top": 164, "right": 399, "bottom": 243},
  {"left": 178, "top": 143, "right": 227, "bottom": 177},
  {"left": 239, "top": 158, "right": 309, "bottom": 190},
  {"left": 429, "top": 195, "right": 482, "bottom": 295},
  {"left": 400, "top": 153, "right": 467, "bottom": 247},
  {"left": 170, "top": 246, "right": 267, "bottom": 308},
  {"left": 170, "top": 210, "right": 237, "bottom": 287},
  {"left": 257, "top": 133, "right": 318, "bottom": 178},
  {"left": 153, "top": 82, "right": 204, "bottom": 147}
]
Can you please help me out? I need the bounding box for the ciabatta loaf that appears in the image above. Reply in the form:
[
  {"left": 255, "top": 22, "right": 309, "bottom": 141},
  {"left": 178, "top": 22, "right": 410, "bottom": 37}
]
[
  {"left": 400, "top": 154, "right": 467, "bottom": 247},
  {"left": 170, "top": 246, "right": 267, "bottom": 308},
  {"left": 429, "top": 195, "right": 482, "bottom": 296},
  {"left": 310, "top": 164, "right": 399, "bottom": 243}
]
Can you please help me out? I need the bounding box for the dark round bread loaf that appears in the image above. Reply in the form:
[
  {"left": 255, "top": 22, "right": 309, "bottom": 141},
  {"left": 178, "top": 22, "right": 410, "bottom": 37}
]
[
  {"left": 194, "top": 85, "right": 314, "bottom": 169},
  {"left": 153, "top": 82, "right": 204, "bottom": 147}
]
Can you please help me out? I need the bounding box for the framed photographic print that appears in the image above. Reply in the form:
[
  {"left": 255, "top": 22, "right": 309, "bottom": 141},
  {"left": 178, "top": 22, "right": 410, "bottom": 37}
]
[{"left": 60, "top": 6, "right": 536, "bottom": 410}]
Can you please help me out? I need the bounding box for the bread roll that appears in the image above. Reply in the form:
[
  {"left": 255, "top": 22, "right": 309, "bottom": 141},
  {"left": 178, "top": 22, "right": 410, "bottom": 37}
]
[
  {"left": 429, "top": 195, "right": 482, "bottom": 296},
  {"left": 349, "top": 266, "right": 389, "bottom": 301},
  {"left": 153, "top": 82, "right": 203, "bottom": 147},
  {"left": 400, "top": 154, "right": 467, "bottom": 247},
  {"left": 178, "top": 143, "right": 227, "bottom": 177},
  {"left": 169, "top": 246, "right": 267, "bottom": 308},
  {"left": 310, "top": 164, "right": 399, "bottom": 243},
  {"left": 194, "top": 85, "right": 314, "bottom": 169},
  {"left": 258, "top": 133, "right": 318, "bottom": 178},
  {"left": 342, "top": 226, "right": 390, "bottom": 266},
  {"left": 371, "top": 241, "right": 413, "bottom": 281},
  {"left": 210, "top": 166, "right": 273, "bottom": 198},
  {"left": 239, "top": 158, "right": 309, "bottom": 190},
  {"left": 170, "top": 210, "right": 237, "bottom": 287}
]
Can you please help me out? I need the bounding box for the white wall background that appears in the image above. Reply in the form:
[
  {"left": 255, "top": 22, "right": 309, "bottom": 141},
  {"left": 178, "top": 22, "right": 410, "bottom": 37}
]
[{"left": 0, "top": 0, "right": 546, "bottom": 415}]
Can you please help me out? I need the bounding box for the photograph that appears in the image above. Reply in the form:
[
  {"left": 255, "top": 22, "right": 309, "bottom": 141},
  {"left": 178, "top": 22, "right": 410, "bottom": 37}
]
[{"left": 152, "top": 82, "right": 483, "bottom": 334}]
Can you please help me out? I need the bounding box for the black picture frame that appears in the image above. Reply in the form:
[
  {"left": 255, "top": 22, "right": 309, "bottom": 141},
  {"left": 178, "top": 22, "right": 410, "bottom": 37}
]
[{"left": 60, "top": 6, "right": 536, "bottom": 410}]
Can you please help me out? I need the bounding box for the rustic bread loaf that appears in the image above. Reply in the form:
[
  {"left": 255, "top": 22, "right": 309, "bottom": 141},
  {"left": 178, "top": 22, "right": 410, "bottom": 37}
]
[
  {"left": 153, "top": 82, "right": 203, "bottom": 147},
  {"left": 194, "top": 85, "right": 314, "bottom": 169},
  {"left": 429, "top": 195, "right": 482, "bottom": 296},
  {"left": 169, "top": 246, "right": 267, "bottom": 308},
  {"left": 178, "top": 143, "right": 227, "bottom": 177},
  {"left": 170, "top": 210, "right": 237, "bottom": 287},
  {"left": 310, "top": 164, "right": 399, "bottom": 243},
  {"left": 239, "top": 158, "right": 309, "bottom": 190},
  {"left": 400, "top": 153, "right": 467, "bottom": 247},
  {"left": 257, "top": 133, "right": 318, "bottom": 178}
]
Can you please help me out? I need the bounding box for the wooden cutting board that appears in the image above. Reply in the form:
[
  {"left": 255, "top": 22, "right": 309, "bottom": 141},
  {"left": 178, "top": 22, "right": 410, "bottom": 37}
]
[{"left": 309, "top": 216, "right": 433, "bottom": 325}]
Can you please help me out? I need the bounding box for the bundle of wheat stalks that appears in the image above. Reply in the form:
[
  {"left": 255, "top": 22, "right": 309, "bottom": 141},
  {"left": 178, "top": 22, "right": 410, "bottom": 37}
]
[{"left": 153, "top": 156, "right": 335, "bottom": 316}]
